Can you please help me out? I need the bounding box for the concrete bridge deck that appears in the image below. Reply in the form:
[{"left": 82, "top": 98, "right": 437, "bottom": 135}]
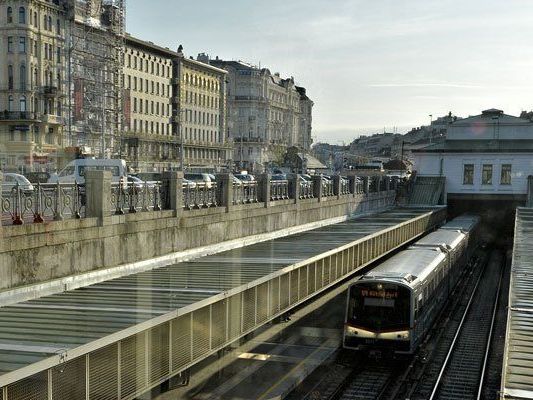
[{"left": 0, "top": 206, "right": 446, "bottom": 400}]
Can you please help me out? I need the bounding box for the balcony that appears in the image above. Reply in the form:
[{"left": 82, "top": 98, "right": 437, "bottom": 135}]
[
  {"left": 42, "top": 86, "right": 58, "bottom": 97},
  {"left": 0, "top": 111, "right": 38, "bottom": 121},
  {"left": 234, "top": 95, "right": 268, "bottom": 103},
  {"left": 41, "top": 114, "right": 64, "bottom": 125}
]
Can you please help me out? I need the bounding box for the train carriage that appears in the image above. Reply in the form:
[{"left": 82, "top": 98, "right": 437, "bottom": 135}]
[{"left": 343, "top": 215, "right": 480, "bottom": 355}]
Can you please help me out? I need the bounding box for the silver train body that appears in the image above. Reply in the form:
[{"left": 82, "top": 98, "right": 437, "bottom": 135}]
[{"left": 343, "top": 215, "right": 480, "bottom": 354}]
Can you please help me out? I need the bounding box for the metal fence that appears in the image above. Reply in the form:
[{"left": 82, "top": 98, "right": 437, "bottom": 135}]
[
  {"left": 0, "top": 208, "right": 447, "bottom": 400},
  {"left": 270, "top": 180, "right": 289, "bottom": 201},
  {"left": 110, "top": 182, "right": 164, "bottom": 215},
  {"left": 183, "top": 182, "right": 219, "bottom": 209},
  {"left": 340, "top": 178, "right": 351, "bottom": 195},
  {"left": 233, "top": 181, "right": 258, "bottom": 204},
  {"left": 299, "top": 180, "right": 314, "bottom": 199},
  {"left": 322, "top": 179, "right": 335, "bottom": 197},
  {"left": 1, "top": 183, "right": 85, "bottom": 225}
]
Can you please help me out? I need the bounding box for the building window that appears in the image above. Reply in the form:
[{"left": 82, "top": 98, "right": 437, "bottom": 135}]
[
  {"left": 48, "top": 16, "right": 52, "bottom": 31},
  {"left": 7, "top": 6, "right": 12, "bottom": 23},
  {"left": 482, "top": 164, "right": 493, "bottom": 185},
  {"left": 56, "top": 19, "right": 61, "bottom": 35},
  {"left": 463, "top": 164, "right": 474, "bottom": 185},
  {"left": 57, "top": 47, "right": 61, "bottom": 63},
  {"left": 8, "top": 95, "right": 14, "bottom": 111},
  {"left": 18, "top": 7, "right": 25, "bottom": 24},
  {"left": 501, "top": 164, "right": 512, "bottom": 185},
  {"left": 19, "top": 36, "right": 26, "bottom": 53},
  {"left": 20, "top": 65, "right": 26, "bottom": 90},
  {"left": 20, "top": 96, "right": 26, "bottom": 112},
  {"left": 8, "top": 65, "right": 13, "bottom": 89},
  {"left": 7, "top": 36, "right": 13, "bottom": 52}
]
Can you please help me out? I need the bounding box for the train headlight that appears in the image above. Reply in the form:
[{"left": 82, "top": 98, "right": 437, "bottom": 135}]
[
  {"left": 346, "top": 326, "right": 359, "bottom": 335},
  {"left": 395, "top": 331, "right": 410, "bottom": 339}
]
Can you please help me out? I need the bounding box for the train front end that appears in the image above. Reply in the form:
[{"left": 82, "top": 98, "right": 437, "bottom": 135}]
[{"left": 343, "top": 280, "right": 413, "bottom": 353}]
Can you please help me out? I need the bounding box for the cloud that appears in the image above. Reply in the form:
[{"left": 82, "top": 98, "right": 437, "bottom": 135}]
[{"left": 368, "top": 83, "right": 484, "bottom": 89}]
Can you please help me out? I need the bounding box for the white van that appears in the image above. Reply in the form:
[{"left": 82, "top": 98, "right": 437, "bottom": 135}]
[{"left": 49, "top": 159, "right": 127, "bottom": 184}]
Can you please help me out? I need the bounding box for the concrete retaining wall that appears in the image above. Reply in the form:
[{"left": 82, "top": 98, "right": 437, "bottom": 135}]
[{"left": 0, "top": 173, "right": 396, "bottom": 291}]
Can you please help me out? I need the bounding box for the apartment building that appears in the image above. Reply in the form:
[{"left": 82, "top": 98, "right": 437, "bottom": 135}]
[
  {"left": 122, "top": 35, "right": 174, "bottom": 171},
  {"left": 0, "top": 0, "right": 66, "bottom": 172},
  {"left": 174, "top": 51, "right": 231, "bottom": 171},
  {"left": 209, "top": 58, "right": 313, "bottom": 173}
]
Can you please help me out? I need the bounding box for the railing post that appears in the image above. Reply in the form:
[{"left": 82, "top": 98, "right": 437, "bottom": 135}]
[
  {"left": 216, "top": 173, "right": 233, "bottom": 212},
  {"left": 312, "top": 175, "right": 323, "bottom": 202},
  {"left": 162, "top": 171, "right": 183, "bottom": 216},
  {"left": 333, "top": 174, "right": 341, "bottom": 199},
  {"left": 85, "top": 170, "right": 111, "bottom": 221},
  {"left": 363, "top": 176, "right": 370, "bottom": 195},
  {"left": 288, "top": 174, "right": 300, "bottom": 204},
  {"left": 348, "top": 176, "right": 356, "bottom": 197},
  {"left": 259, "top": 173, "right": 271, "bottom": 208}
]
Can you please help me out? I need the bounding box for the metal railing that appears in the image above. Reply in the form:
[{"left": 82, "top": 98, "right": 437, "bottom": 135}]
[
  {"left": 270, "top": 180, "right": 289, "bottom": 201},
  {"left": 299, "top": 180, "right": 314, "bottom": 199},
  {"left": 355, "top": 180, "right": 365, "bottom": 194},
  {"left": 183, "top": 182, "right": 219, "bottom": 209},
  {"left": 1, "top": 182, "right": 85, "bottom": 225},
  {"left": 322, "top": 179, "right": 335, "bottom": 197},
  {"left": 233, "top": 181, "right": 258, "bottom": 204},
  {"left": 110, "top": 181, "right": 164, "bottom": 215},
  {"left": 340, "top": 178, "right": 351, "bottom": 195},
  {"left": 0, "top": 111, "right": 37, "bottom": 120}
]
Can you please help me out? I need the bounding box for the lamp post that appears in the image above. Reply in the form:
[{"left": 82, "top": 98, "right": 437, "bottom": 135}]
[{"left": 429, "top": 114, "right": 433, "bottom": 144}]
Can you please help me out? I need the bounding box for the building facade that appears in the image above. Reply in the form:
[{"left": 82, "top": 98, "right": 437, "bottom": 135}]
[
  {"left": 121, "top": 35, "right": 175, "bottom": 171},
  {"left": 208, "top": 59, "right": 313, "bottom": 173},
  {"left": 174, "top": 51, "right": 231, "bottom": 171},
  {"left": 413, "top": 108, "right": 533, "bottom": 202},
  {"left": 0, "top": 0, "right": 66, "bottom": 172}
]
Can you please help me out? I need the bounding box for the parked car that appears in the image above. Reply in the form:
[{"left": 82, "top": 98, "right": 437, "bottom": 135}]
[
  {"left": 234, "top": 173, "right": 255, "bottom": 182},
  {"left": 126, "top": 175, "right": 157, "bottom": 191},
  {"left": 25, "top": 172, "right": 50, "bottom": 184},
  {"left": 48, "top": 159, "right": 127, "bottom": 185},
  {"left": 184, "top": 173, "right": 213, "bottom": 189},
  {"left": 270, "top": 174, "right": 287, "bottom": 181},
  {"left": 182, "top": 178, "right": 197, "bottom": 189},
  {"left": 2, "top": 173, "right": 34, "bottom": 193}
]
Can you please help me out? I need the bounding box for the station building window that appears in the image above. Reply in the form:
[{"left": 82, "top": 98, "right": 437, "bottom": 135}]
[
  {"left": 463, "top": 164, "right": 474, "bottom": 185},
  {"left": 482, "top": 164, "right": 493, "bottom": 185},
  {"left": 500, "top": 164, "right": 512, "bottom": 185}
]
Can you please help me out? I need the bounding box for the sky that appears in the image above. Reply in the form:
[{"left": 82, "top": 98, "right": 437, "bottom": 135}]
[{"left": 127, "top": 0, "right": 533, "bottom": 144}]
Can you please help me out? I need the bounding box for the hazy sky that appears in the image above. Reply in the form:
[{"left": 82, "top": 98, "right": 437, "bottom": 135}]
[{"left": 127, "top": 0, "right": 533, "bottom": 144}]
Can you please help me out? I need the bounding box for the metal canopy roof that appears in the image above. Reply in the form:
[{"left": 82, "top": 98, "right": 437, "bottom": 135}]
[
  {"left": 502, "top": 208, "right": 533, "bottom": 399},
  {"left": 0, "top": 207, "right": 444, "bottom": 392}
]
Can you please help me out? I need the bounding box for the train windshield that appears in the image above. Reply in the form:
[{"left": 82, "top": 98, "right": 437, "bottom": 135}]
[{"left": 347, "top": 282, "right": 410, "bottom": 331}]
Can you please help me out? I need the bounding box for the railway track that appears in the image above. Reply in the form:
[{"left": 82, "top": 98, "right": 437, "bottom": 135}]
[
  {"left": 407, "top": 250, "right": 504, "bottom": 400},
  {"left": 292, "top": 248, "right": 506, "bottom": 400}
]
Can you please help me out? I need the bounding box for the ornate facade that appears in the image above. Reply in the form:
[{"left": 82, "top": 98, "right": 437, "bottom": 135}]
[
  {"left": 0, "top": 0, "right": 66, "bottom": 172},
  {"left": 209, "top": 59, "right": 313, "bottom": 172}
]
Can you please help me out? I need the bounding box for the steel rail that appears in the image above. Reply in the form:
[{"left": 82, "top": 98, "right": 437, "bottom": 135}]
[
  {"left": 476, "top": 258, "right": 505, "bottom": 400},
  {"left": 428, "top": 258, "right": 486, "bottom": 400}
]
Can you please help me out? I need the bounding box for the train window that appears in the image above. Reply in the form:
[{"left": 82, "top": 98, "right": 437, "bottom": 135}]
[{"left": 347, "top": 284, "right": 411, "bottom": 331}]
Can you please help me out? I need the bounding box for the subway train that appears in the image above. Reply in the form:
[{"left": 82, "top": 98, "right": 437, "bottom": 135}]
[{"left": 343, "top": 215, "right": 480, "bottom": 354}]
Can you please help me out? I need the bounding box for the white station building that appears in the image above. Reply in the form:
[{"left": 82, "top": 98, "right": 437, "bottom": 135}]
[
  {"left": 413, "top": 108, "right": 533, "bottom": 203},
  {"left": 413, "top": 108, "right": 533, "bottom": 242}
]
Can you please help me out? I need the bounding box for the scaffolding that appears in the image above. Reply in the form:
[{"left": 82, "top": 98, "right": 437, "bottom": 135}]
[{"left": 63, "top": 0, "right": 126, "bottom": 158}]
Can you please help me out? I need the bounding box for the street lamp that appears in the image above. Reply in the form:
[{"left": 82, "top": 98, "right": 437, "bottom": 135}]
[{"left": 429, "top": 114, "right": 433, "bottom": 144}]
